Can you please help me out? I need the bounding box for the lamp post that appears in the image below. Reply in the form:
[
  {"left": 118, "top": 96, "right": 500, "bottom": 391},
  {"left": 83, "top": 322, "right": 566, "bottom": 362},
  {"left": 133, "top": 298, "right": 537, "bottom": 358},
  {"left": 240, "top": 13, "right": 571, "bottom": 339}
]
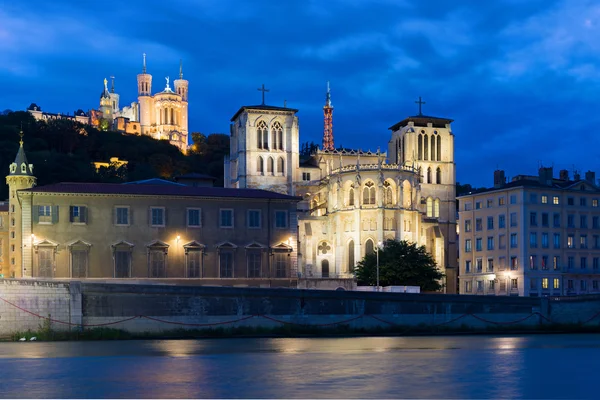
[{"left": 376, "top": 241, "right": 382, "bottom": 291}]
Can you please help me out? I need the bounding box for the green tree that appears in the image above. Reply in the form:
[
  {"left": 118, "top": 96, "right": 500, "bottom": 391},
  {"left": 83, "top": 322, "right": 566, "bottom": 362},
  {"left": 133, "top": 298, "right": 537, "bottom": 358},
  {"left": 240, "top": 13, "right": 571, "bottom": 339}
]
[{"left": 355, "top": 239, "right": 444, "bottom": 291}]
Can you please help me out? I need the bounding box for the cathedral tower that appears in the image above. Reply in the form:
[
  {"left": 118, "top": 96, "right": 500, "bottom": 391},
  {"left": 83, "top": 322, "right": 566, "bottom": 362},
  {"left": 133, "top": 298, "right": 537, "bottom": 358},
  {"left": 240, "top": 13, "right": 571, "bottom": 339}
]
[
  {"left": 6, "top": 130, "right": 36, "bottom": 278},
  {"left": 109, "top": 76, "right": 120, "bottom": 114},
  {"left": 322, "top": 82, "right": 334, "bottom": 151},
  {"left": 137, "top": 53, "right": 153, "bottom": 130},
  {"left": 99, "top": 78, "right": 113, "bottom": 122},
  {"left": 173, "top": 59, "right": 189, "bottom": 146}
]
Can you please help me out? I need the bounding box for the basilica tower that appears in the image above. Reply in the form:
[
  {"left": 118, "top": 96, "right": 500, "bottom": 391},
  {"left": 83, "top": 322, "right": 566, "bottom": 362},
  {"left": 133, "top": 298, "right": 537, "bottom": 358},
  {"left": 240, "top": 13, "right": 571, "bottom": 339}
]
[
  {"left": 99, "top": 78, "right": 113, "bottom": 122},
  {"left": 173, "top": 59, "right": 189, "bottom": 147},
  {"left": 6, "top": 130, "right": 36, "bottom": 278},
  {"left": 109, "top": 76, "right": 120, "bottom": 114},
  {"left": 137, "top": 53, "right": 153, "bottom": 131}
]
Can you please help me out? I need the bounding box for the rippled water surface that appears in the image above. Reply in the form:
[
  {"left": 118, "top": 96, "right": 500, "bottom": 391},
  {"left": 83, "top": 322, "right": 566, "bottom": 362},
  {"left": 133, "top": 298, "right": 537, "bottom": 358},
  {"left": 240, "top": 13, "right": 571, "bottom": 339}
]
[{"left": 1, "top": 334, "right": 599, "bottom": 398}]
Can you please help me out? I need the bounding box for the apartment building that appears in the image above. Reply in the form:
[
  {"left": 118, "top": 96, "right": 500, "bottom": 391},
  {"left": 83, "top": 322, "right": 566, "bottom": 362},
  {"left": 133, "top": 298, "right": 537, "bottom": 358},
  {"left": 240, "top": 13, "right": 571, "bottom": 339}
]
[{"left": 458, "top": 168, "right": 600, "bottom": 296}]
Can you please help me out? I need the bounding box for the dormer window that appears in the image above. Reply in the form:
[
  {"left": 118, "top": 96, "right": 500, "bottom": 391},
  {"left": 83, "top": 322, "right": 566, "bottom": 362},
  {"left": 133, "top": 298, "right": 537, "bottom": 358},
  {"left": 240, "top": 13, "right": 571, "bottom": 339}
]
[
  {"left": 21, "top": 164, "right": 26, "bottom": 173},
  {"left": 9, "top": 164, "right": 15, "bottom": 173}
]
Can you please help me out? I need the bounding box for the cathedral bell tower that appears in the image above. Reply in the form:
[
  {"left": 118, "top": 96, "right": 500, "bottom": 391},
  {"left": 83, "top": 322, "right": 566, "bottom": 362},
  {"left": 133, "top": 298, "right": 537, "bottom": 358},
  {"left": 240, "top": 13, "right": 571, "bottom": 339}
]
[
  {"left": 137, "top": 53, "right": 153, "bottom": 132},
  {"left": 6, "top": 130, "right": 36, "bottom": 278},
  {"left": 173, "top": 59, "right": 189, "bottom": 148},
  {"left": 99, "top": 78, "right": 113, "bottom": 122}
]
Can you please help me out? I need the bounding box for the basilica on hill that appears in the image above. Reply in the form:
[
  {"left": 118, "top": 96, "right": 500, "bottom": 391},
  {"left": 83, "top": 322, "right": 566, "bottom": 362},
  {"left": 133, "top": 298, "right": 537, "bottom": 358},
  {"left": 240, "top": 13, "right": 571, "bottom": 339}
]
[{"left": 225, "top": 87, "right": 458, "bottom": 292}]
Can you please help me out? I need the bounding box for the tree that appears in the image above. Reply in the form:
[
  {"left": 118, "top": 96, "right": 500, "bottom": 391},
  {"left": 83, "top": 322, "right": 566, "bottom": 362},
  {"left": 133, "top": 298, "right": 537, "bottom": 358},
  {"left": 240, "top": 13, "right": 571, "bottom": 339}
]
[
  {"left": 300, "top": 141, "right": 319, "bottom": 157},
  {"left": 355, "top": 239, "right": 444, "bottom": 291}
]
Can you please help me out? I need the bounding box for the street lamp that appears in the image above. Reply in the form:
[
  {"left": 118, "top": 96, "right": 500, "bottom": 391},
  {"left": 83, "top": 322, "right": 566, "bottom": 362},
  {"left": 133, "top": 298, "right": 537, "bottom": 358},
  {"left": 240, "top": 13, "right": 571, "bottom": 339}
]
[{"left": 376, "top": 241, "right": 382, "bottom": 291}]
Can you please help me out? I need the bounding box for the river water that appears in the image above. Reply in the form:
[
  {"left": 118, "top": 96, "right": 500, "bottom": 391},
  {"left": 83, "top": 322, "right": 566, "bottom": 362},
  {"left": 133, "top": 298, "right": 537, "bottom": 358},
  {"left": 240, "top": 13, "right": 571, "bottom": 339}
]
[{"left": 0, "top": 334, "right": 598, "bottom": 399}]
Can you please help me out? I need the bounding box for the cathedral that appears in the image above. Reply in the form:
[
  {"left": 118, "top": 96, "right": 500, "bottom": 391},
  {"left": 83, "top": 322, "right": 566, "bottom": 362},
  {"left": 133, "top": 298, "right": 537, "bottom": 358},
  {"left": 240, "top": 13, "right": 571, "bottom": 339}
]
[
  {"left": 94, "top": 54, "right": 189, "bottom": 153},
  {"left": 225, "top": 86, "right": 458, "bottom": 292}
]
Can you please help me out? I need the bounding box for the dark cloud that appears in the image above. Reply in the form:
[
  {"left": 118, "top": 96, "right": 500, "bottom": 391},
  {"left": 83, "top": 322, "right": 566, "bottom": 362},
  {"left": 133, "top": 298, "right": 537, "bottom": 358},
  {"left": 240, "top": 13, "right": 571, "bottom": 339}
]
[{"left": 1, "top": 0, "right": 599, "bottom": 187}]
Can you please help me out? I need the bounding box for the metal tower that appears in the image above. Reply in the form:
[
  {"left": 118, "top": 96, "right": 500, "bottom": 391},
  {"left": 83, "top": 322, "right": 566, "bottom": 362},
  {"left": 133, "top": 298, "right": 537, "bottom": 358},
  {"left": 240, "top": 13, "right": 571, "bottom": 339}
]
[{"left": 322, "top": 82, "right": 334, "bottom": 151}]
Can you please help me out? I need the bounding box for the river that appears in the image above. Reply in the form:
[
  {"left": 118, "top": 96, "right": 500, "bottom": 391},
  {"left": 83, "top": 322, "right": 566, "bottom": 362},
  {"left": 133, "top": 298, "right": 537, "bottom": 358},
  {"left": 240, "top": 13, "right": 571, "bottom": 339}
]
[{"left": 0, "top": 334, "right": 598, "bottom": 399}]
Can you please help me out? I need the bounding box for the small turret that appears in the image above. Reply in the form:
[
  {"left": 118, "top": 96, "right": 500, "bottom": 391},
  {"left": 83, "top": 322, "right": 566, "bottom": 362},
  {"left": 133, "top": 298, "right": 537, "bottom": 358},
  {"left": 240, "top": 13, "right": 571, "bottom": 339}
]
[
  {"left": 137, "top": 53, "right": 152, "bottom": 96},
  {"left": 173, "top": 59, "right": 189, "bottom": 101}
]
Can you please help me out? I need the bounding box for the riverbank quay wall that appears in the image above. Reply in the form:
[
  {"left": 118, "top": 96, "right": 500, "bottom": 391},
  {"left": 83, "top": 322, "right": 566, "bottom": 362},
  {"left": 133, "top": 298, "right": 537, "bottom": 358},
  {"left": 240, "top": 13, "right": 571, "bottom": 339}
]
[{"left": 2, "top": 279, "right": 600, "bottom": 335}]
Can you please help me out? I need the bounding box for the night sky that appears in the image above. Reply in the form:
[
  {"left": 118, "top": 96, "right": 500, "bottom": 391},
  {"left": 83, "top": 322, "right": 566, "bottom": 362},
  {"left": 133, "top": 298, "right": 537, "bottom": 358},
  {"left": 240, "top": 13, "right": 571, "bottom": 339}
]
[{"left": 1, "top": 0, "right": 599, "bottom": 186}]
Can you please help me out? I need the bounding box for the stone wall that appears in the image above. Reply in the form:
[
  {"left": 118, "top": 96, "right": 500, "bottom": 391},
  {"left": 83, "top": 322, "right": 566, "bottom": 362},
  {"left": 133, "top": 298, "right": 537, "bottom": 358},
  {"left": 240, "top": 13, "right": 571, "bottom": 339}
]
[{"left": 2, "top": 279, "right": 600, "bottom": 336}]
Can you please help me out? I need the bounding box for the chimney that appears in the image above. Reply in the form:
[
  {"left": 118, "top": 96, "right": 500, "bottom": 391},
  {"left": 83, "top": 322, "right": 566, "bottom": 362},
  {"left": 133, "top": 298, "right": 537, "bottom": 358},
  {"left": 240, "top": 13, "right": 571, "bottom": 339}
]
[
  {"left": 493, "top": 170, "right": 506, "bottom": 188},
  {"left": 574, "top": 171, "right": 581, "bottom": 181},
  {"left": 559, "top": 169, "right": 569, "bottom": 181},
  {"left": 538, "top": 166, "right": 553, "bottom": 186},
  {"left": 585, "top": 171, "right": 595, "bottom": 184}
]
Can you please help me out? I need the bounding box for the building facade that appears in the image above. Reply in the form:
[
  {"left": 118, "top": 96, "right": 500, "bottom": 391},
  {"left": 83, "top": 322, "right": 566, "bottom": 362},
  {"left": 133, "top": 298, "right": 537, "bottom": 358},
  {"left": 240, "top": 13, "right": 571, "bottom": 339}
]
[
  {"left": 458, "top": 168, "right": 600, "bottom": 297},
  {"left": 224, "top": 92, "right": 457, "bottom": 292}
]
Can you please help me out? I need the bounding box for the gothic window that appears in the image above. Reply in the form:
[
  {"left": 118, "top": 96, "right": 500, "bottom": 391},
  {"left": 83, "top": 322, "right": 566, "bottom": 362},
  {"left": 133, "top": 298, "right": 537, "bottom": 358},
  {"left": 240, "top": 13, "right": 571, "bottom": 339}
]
[
  {"left": 427, "top": 167, "right": 432, "bottom": 184},
  {"left": 318, "top": 241, "right": 331, "bottom": 255},
  {"left": 257, "top": 120, "right": 268, "bottom": 149},
  {"left": 436, "top": 167, "right": 442, "bottom": 184},
  {"left": 348, "top": 188, "right": 355, "bottom": 206},
  {"left": 321, "top": 259, "right": 330, "bottom": 278},
  {"left": 363, "top": 182, "right": 376, "bottom": 205},
  {"left": 427, "top": 197, "right": 433, "bottom": 217},
  {"left": 257, "top": 156, "right": 264, "bottom": 174},
  {"left": 434, "top": 198, "right": 440, "bottom": 218},
  {"left": 431, "top": 135, "right": 435, "bottom": 161},
  {"left": 267, "top": 157, "right": 274, "bottom": 174},
  {"left": 418, "top": 133, "right": 423, "bottom": 160},
  {"left": 348, "top": 240, "right": 355, "bottom": 272},
  {"left": 277, "top": 157, "right": 284, "bottom": 174},
  {"left": 365, "top": 239, "right": 374, "bottom": 255},
  {"left": 384, "top": 182, "right": 393, "bottom": 206},
  {"left": 272, "top": 121, "right": 283, "bottom": 150},
  {"left": 437, "top": 135, "right": 442, "bottom": 161},
  {"left": 424, "top": 134, "right": 429, "bottom": 160}
]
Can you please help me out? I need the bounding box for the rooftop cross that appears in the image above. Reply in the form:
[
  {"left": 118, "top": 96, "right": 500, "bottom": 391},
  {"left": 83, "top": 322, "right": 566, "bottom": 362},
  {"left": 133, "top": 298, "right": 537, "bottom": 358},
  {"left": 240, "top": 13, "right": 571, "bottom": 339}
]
[
  {"left": 415, "top": 96, "right": 426, "bottom": 116},
  {"left": 257, "top": 84, "right": 269, "bottom": 105}
]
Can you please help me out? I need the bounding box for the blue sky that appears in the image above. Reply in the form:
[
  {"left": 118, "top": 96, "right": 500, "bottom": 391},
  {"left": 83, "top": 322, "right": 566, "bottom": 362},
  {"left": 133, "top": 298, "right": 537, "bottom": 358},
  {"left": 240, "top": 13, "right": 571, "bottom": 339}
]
[{"left": 1, "top": 0, "right": 599, "bottom": 186}]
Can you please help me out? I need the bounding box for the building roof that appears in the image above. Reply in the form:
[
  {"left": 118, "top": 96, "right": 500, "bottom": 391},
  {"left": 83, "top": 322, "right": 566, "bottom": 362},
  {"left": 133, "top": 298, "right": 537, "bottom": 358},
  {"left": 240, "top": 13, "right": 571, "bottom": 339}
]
[
  {"left": 21, "top": 182, "right": 301, "bottom": 201},
  {"left": 231, "top": 105, "right": 298, "bottom": 121},
  {"left": 174, "top": 173, "right": 217, "bottom": 181},
  {"left": 388, "top": 115, "right": 454, "bottom": 131},
  {"left": 457, "top": 178, "right": 600, "bottom": 198},
  {"left": 9, "top": 141, "right": 33, "bottom": 177},
  {"left": 123, "top": 178, "right": 185, "bottom": 186}
]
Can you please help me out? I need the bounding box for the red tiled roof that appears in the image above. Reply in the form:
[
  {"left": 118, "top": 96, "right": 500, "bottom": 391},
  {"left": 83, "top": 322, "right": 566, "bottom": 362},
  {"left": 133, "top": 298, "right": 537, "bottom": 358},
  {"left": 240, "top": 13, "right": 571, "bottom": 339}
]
[{"left": 21, "top": 182, "right": 301, "bottom": 201}]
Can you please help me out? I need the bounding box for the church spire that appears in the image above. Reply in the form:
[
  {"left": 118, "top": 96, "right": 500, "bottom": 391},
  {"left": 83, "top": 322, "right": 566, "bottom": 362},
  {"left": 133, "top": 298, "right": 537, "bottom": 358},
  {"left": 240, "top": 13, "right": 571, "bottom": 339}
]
[
  {"left": 179, "top": 59, "right": 183, "bottom": 79},
  {"left": 9, "top": 127, "right": 34, "bottom": 177},
  {"left": 142, "top": 53, "right": 147, "bottom": 74},
  {"left": 322, "top": 81, "right": 334, "bottom": 151},
  {"left": 110, "top": 76, "right": 115, "bottom": 93}
]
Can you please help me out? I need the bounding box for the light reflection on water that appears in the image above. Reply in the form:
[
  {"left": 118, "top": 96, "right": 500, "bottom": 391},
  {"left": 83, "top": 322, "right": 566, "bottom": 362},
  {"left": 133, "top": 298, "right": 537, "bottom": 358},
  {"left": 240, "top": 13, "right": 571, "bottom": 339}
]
[{"left": 0, "top": 335, "right": 599, "bottom": 398}]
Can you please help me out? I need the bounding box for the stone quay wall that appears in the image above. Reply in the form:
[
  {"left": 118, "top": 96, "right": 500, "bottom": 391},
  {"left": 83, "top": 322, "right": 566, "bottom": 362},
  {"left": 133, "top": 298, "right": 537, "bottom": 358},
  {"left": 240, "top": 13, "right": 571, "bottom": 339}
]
[{"left": 1, "top": 279, "right": 600, "bottom": 335}]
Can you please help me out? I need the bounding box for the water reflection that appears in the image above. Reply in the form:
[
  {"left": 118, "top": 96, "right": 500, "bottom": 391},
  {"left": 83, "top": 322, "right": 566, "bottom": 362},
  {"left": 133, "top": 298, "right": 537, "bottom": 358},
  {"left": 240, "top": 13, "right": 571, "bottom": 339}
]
[{"left": 0, "top": 335, "right": 599, "bottom": 398}]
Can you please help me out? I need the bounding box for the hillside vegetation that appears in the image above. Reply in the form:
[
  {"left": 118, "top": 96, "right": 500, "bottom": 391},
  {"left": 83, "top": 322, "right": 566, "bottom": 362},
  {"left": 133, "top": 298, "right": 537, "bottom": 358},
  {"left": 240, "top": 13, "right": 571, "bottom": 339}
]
[{"left": 0, "top": 111, "right": 229, "bottom": 199}]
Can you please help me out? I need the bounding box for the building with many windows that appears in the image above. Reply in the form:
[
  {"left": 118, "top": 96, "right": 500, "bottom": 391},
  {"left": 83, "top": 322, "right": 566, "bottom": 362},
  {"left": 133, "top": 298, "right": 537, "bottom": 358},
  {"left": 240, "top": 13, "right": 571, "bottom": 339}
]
[{"left": 458, "top": 168, "right": 600, "bottom": 296}]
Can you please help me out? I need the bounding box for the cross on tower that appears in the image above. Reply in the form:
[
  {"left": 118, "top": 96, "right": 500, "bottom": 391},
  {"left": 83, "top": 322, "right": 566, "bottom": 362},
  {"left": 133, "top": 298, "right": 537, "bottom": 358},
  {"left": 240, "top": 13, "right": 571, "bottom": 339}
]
[
  {"left": 415, "top": 96, "right": 426, "bottom": 116},
  {"left": 257, "top": 84, "right": 269, "bottom": 105}
]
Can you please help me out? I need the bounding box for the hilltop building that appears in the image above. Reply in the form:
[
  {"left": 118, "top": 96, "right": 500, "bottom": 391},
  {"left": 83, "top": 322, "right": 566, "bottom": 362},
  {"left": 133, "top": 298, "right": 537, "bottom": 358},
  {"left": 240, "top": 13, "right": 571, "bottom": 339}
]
[
  {"left": 458, "top": 168, "right": 600, "bottom": 296},
  {"left": 225, "top": 87, "right": 458, "bottom": 292}
]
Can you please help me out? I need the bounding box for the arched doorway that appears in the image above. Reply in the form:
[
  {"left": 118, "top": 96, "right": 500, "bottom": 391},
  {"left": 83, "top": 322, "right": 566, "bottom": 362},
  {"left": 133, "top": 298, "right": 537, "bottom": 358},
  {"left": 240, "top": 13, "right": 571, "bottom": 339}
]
[{"left": 321, "top": 259, "right": 330, "bottom": 278}]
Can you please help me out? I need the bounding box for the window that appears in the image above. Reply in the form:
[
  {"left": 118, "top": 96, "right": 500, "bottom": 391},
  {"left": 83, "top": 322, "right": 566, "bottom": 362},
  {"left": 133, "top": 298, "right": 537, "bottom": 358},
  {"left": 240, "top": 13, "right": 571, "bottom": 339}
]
[
  {"left": 542, "top": 278, "right": 549, "bottom": 289},
  {"left": 580, "top": 197, "right": 587, "bottom": 206},
  {"left": 186, "top": 208, "right": 202, "bottom": 228},
  {"left": 464, "top": 202, "right": 472, "bottom": 211},
  {"left": 553, "top": 278, "right": 560, "bottom": 289},
  {"left": 302, "top": 172, "right": 311, "bottom": 181},
  {"left": 274, "top": 253, "right": 288, "bottom": 278},
  {"left": 220, "top": 209, "right": 234, "bottom": 228},
  {"left": 580, "top": 215, "right": 588, "bottom": 228},
  {"left": 465, "top": 260, "right": 471, "bottom": 273},
  {"left": 487, "top": 199, "right": 493, "bottom": 208},
  {"left": 553, "top": 196, "right": 559, "bottom": 205},
  {"left": 247, "top": 251, "right": 262, "bottom": 278},
  {"left": 594, "top": 281, "right": 599, "bottom": 291},
  {"left": 593, "top": 199, "right": 598, "bottom": 207},
  {"left": 37, "top": 205, "right": 54, "bottom": 224},
  {"left": 568, "top": 280, "right": 574, "bottom": 290},
  {"left": 257, "top": 156, "right": 264, "bottom": 174},
  {"left": 348, "top": 240, "right": 355, "bottom": 272},
  {"left": 530, "top": 233, "right": 537, "bottom": 248},
  {"left": 529, "top": 255, "right": 537, "bottom": 270},
  {"left": 69, "top": 206, "right": 87, "bottom": 224},
  {"left": 487, "top": 258, "right": 494, "bottom": 272},
  {"left": 115, "top": 207, "right": 129, "bottom": 226},
  {"left": 510, "top": 212, "right": 517, "bottom": 227},
  {"left": 541, "top": 213, "right": 549, "bottom": 227},
  {"left": 541, "top": 233, "right": 548, "bottom": 248},
  {"left": 436, "top": 168, "right": 442, "bottom": 184},
  {"left": 476, "top": 238, "right": 482, "bottom": 251},
  {"left": 510, "top": 195, "right": 517, "bottom": 204},
  {"left": 475, "top": 218, "right": 482, "bottom": 231},
  {"left": 363, "top": 183, "right": 376, "bottom": 205},
  {"left": 476, "top": 280, "right": 484, "bottom": 292},
  {"left": 568, "top": 215, "right": 574, "bottom": 227},
  {"left": 580, "top": 235, "right": 588, "bottom": 249},
  {"left": 568, "top": 256, "right": 574, "bottom": 270},
  {"left": 568, "top": 197, "right": 574, "bottom": 206},
  {"left": 257, "top": 120, "right": 268, "bottom": 149},
  {"left": 553, "top": 213, "right": 560, "bottom": 227},
  {"left": 248, "top": 210, "right": 261, "bottom": 228},
  {"left": 553, "top": 233, "right": 561, "bottom": 249},
  {"left": 426, "top": 198, "right": 433, "bottom": 217},
  {"left": 595, "top": 235, "right": 600, "bottom": 249},
  {"left": 499, "top": 256, "right": 506, "bottom": 271},
  {"left": 275, "top": 211, "right": 288, "bottom": 228},
  {"left": 511, "top": 256, "right": 518, "bottom": 270},
  {"left": 487, "top": 216, "right": 494, "bottom": 230},
  {"left": 272, "top": 121, "right": 283, "bottom": 150},
  {"left": 464, "top": 281, "right": 472, "bottom": 293},
  {"left": 499, "top": 214, "right": 506, "bottom": 228},
  {"left": 348, "top": 188, "right": 355, "bottom": 206},
  {"left": 530, "top": 212, "right": 537, "bottom": 226},
  {"left": 530, "top": 194, "right": 537, "bottom": 203},
  {"left": 593, "top": 216, "right": 599, "bottom": 229},
  {"left": 541, "top": 195, "right": 548, "bottom": 204},
  {"left": 581, "top": 257, "right": 588, "bottom": 269},
  {"left": 277, "top": 157, "right": 284, "bottom": 174},
  {"left": 567, "top": 234, "right": 574, "bottom": 248},
  {"left": 581, "top": 280, "right": 587, "bottom": 292},
  {"left": 186, "top": 249, "right": 202, "bottom": 278},
  {"left": 434, "top": 199, "right": 440, "bottom": 218},
  {"left": 148, "top": 246, "right": 167, "bottom": 278},
  {"left": 511, "top": 278, "right": 518, "bottom": 290},
  {"left": 542, "top": 255, "right": 548, "bottom": 270},
  {"left": 150, "top": 207, "right": 165, "bottom": 227},
  {"left": 487, "top": 236, "right": 494, "bottom": 250},
  {"left": 499, "top": 197, "right": 505, "bottom": 206},
  {"left": 475, "top": 201, "right": 482, "bottom": 210},
  {"left": 114, "top": 246, "right": 132, "bottom": 278},
  {"left": 267, "top": 157, "right": 274, "bottom": 174},
  {"left": 510, "top": 233, "right": 518, "bottom": 248},
  {"left": 37, "top": 248, "right": 54, "bottom": 278},
  {"left": 594, "top": 257, "right": 599, "bottom": 270},
  {"left": 489, "top": 279, "right": 495, "bottom": 291},
  {"left": 530, "top": 278, "right": 538, "bottom": 291},
  {"left": 465, "top": 239, "right": 472, "bottom": 252},
  {"left": 219, "top": 251, "right": 234, "bottom": 278},
  {"left": 499, "top": 234, "right": 506, "bottom": 249},
  {"left": 500, "top": 279, "right": 507, "bottom": 292},
  {"left": 464, "top": 219, "right": 472, "bottom": 232}
]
